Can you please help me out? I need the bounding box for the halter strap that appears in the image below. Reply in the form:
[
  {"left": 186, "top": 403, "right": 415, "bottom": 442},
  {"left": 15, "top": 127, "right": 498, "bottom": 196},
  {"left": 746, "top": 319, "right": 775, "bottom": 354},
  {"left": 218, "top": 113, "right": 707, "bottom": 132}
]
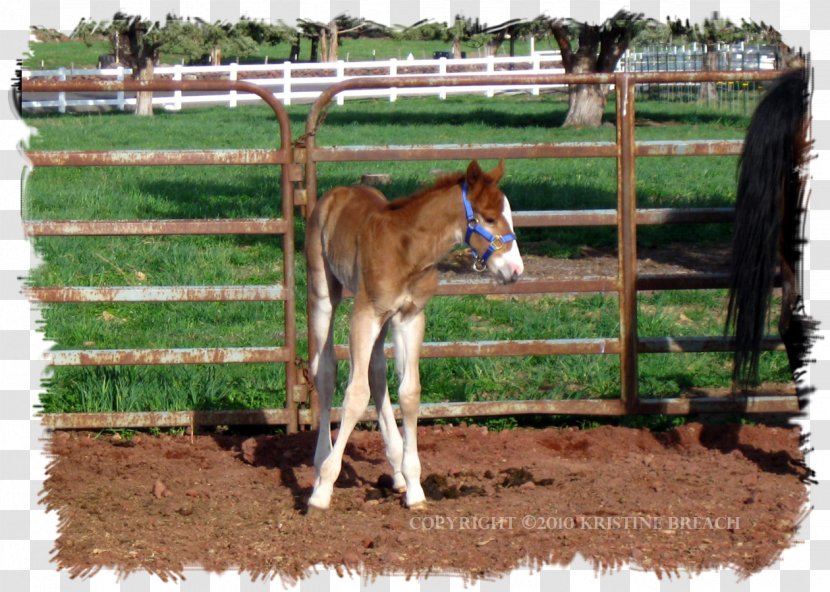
[{"left": 461, "top": 181, "right": 516, "bottom": 272}]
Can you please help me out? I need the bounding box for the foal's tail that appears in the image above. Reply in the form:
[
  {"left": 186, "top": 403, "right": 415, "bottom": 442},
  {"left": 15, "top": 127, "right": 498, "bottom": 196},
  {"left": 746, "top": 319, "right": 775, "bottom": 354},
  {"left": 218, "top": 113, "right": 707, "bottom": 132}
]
[{"left": 726, "top": 67, "right": 813, "bottom": 388}]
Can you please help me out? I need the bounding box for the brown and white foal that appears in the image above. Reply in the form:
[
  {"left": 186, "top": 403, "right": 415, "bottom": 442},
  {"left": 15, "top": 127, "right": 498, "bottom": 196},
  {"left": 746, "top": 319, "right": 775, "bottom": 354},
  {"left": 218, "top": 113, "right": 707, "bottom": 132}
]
[{"left": 305, "top": 160, "right": 523, "bottom": 511}]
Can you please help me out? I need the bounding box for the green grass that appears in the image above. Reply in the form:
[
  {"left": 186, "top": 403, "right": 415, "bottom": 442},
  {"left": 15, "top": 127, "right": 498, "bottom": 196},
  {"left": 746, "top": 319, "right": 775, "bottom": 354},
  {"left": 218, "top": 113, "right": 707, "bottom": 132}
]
[
  {"left": 25, "top": 40, "right": 112, "bottom": 69},
  {"left": 23, "top": 93, "right": 790, "bottom": 414},
  {"left": 23, "top": 38, "right": 546, "bottom": 70}
]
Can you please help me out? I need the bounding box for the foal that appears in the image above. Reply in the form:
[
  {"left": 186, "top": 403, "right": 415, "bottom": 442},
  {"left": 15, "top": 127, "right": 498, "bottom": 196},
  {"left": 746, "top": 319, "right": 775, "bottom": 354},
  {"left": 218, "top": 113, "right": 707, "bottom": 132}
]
[{"left": 305, "top": 160, "right": 524, "bottom": 511}]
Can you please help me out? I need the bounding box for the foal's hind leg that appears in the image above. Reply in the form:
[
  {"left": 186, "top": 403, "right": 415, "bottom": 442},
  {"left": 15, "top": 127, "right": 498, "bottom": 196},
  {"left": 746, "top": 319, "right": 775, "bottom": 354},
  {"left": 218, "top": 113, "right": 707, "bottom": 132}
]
[
  {"left": 309, "top": 284, "right": 339, "bottom": 475},
  {"left": 369, "top": 323, "right": 406, "bottom": 493},
  {"left": 308, "top": 300, "right": 383, "bottom": 510},
  {"left": 306, "top": 243, "right": 342, "bottom": 476}
]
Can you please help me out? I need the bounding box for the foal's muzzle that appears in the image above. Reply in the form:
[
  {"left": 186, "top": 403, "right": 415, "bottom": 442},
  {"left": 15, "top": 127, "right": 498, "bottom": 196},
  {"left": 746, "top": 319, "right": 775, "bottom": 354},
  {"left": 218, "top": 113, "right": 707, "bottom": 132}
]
[{"left": 461, "top": 182, "right": 516, "bottom": 275}]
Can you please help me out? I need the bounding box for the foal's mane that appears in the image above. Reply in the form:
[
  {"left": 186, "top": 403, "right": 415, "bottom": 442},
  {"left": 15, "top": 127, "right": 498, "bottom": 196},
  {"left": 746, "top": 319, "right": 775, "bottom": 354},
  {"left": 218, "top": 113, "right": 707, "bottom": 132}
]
[{"left": 385, "top": 172, "right": 465, "bottom": 211}]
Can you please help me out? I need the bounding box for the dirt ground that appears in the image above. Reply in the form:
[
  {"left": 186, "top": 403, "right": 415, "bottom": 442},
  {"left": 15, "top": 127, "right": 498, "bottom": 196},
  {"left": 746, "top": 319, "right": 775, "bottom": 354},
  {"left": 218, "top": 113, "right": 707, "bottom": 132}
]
[
  {"left": 44, "top": 422, "right": 809, "bottom": 583},
  {"left": 43, "top": 244, "right": 804, "bottom": 582},
  {"left": 440, "top": 243, "right": 731, "bottom": 282}
]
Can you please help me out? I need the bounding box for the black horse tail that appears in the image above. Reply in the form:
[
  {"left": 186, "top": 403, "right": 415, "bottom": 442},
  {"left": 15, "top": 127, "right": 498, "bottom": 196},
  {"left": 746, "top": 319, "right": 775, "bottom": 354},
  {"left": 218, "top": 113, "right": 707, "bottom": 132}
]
[{"left": 726, "top": 67, "right": 813, "bottom": 389}]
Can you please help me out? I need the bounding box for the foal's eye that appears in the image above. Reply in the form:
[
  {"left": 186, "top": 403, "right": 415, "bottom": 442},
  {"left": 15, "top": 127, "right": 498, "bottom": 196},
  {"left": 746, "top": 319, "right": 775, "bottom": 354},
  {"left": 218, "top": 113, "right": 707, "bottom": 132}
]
[{"left": 484, "top": 217, "right": 496, "bottom": 225}]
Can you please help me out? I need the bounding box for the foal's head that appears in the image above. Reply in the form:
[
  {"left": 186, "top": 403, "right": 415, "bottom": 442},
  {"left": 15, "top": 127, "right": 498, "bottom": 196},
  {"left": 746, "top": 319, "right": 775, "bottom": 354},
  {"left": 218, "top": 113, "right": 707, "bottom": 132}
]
[{"left": 463, "top": 160, "right": 525, "bottom": 284}]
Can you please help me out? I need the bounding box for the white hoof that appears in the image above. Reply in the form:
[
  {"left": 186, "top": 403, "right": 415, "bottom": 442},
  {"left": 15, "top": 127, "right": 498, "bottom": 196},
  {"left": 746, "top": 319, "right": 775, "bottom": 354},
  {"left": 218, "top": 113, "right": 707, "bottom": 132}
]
[
  {"left": 307, "top": 486, "right": 333, "bottom": 512},
  {"left": 306, "top": 502, "right": 328, "bottom": 516},
  {"left": 392, "top": 472, "right": 407, "bottom": 493},
  {"left": 404, "top": 487, "right": 427, "bottom": 510}
]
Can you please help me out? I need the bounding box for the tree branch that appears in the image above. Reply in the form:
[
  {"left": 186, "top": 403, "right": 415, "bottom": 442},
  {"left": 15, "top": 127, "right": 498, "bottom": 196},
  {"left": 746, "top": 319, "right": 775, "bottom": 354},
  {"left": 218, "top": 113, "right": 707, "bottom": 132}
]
[
  {"left": 598, "top": 25, "right": 628, "bottom": 72},
  {"left": 549, "top": 20, "right": 574, "bottom": 71},
  {"left": 340, "top": 23, "right": 367, "bottom": 35}
]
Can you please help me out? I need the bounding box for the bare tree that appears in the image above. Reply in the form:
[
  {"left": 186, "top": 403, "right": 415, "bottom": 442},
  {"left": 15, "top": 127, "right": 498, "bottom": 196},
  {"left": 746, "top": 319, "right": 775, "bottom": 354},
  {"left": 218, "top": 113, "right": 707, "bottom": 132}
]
[
  {"left": 546, "top": 10, "right": 650, "bottom": 128},
  {"left": 680, "top": 14, "right": 742, "bottom": 102},
  {"left": 298, "top": 15, "right": 387, "bottom": 62},
  {"left": 74, "top": 14, "right": 263, "bottom": 115},
  {"left": 444, "top": 16, "right": 491, "bottom": 58},
  {"left": 191, "top": 18, "right": 258, "bottom": 65},
  {"left": 483, "top": 19, "right": 535, "bottom": 57},
  {"left": 109, "top": 13, "right": 167, "bottom": 117},
  {"left": 394, "top": 19, "right": 444, "bottom": 40}
]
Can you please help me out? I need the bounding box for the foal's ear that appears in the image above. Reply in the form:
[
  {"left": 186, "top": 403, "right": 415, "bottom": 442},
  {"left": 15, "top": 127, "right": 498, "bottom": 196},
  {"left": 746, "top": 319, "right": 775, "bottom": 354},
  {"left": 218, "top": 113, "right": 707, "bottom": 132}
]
[
  {"left": 466, "top": 160, "right": 483, "bottom": 186},
  {"left": 490, "top": 159, "right": 505, "bottom": 183}
]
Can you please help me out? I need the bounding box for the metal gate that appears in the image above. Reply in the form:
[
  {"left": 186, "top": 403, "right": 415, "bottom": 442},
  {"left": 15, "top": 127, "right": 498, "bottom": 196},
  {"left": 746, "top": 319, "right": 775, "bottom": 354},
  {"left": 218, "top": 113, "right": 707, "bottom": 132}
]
[
  {"left": 22, "top": 70, "right": 798, "bottom": 433},
  {"left": 23, "top": 79, "right": 300, "bottom": 431}
]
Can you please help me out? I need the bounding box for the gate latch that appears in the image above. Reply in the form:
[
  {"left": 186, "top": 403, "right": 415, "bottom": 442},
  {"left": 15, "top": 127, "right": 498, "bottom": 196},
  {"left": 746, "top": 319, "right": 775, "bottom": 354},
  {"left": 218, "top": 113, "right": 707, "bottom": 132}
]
[{"left": 293, "top": 358, "right": 313, "bottom": 404}]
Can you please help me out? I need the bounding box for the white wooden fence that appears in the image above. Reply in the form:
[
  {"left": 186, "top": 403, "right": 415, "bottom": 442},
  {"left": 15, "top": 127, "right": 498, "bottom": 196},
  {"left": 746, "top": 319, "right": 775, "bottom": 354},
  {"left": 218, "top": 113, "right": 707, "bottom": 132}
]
[{"left": 22, "top": 54, "right": 565, "bottom": 113}]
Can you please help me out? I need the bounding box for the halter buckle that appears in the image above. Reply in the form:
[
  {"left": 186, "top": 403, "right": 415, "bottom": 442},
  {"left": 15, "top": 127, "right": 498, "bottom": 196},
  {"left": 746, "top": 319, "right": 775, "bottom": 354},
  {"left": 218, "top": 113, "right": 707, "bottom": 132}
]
[{"left": 461, "top": 181, "right": 514, "bottom": 273}]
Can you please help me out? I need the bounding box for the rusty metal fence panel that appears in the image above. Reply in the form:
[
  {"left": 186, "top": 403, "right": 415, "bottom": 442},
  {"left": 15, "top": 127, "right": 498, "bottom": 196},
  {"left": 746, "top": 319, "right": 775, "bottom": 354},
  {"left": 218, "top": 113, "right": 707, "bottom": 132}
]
[
  {"left": 22, "top": 71, "right": 799, "bottom": 431},
  {"left": 22, "top": 79, "right": 299, "bottom": 432},
  {"left": 300, "top": 70, "right": 797, "bottom": 426}
]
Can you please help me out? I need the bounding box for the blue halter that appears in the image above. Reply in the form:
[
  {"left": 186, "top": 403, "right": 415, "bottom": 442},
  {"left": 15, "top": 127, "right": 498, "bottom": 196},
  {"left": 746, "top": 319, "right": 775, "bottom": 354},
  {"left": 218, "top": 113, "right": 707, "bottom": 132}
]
[{"left": 461, "top": 181, "right": 516, "bottom": 272}]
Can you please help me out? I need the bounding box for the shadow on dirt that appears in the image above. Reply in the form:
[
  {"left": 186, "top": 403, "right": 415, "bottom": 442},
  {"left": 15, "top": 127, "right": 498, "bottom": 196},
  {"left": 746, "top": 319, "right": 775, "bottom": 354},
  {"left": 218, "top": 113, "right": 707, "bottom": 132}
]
[
  {"left": 206, "top": 424, "right": 393, "bottom": 512},
  {"left": 654, "top": 422, "right": 813, "bottom": 482},
  {"left": 207, "top": 428, "right": 315, "bottom": 511}
]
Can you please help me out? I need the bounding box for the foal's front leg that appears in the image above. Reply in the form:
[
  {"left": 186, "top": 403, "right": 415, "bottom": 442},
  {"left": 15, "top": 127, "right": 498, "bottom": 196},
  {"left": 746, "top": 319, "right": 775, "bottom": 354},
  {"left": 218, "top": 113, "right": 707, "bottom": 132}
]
[
  {"left": 308, "top": 302, "right": 383, "bottom": 511},
  {"left": 393, "top": 311, "right": 427, "bottom": 509}
]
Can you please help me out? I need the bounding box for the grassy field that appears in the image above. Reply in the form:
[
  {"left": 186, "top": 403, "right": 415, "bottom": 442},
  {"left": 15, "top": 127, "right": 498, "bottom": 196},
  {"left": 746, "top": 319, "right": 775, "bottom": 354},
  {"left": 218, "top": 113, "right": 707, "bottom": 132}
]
[
  {"left": 23, "top": 93, "right": 790, "bottom": 415},
  {"left": 24, "top": 37, "right": 544, "bottom": 70}
]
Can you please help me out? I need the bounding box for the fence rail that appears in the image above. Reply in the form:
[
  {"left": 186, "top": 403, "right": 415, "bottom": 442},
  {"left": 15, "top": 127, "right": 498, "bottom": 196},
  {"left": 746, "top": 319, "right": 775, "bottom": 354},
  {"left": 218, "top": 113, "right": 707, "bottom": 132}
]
[
  {"left": 22, "top": 53, "right": 565, "bottom": 112},
  {"left": 23, "top": 44, "right": 782, "bottom": 114},
  {"left": 22, "top": 70, "right": 798, "bottom": 431}
]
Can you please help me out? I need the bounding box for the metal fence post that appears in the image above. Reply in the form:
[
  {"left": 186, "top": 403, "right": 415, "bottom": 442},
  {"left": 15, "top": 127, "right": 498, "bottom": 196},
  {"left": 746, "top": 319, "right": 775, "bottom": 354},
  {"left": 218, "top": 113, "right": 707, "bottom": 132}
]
[{"left": 616, "top": 73, "right": 639, "bottom": 414}]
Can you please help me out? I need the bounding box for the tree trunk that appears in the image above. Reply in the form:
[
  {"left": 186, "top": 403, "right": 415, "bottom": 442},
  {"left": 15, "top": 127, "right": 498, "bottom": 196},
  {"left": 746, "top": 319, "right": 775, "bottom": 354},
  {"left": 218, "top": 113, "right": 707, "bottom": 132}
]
[
  {"left": 319, "top": 30, "right": 329, "bottom": 63},
  {"left": 324, "top": 24, "right": 339, "bottom": 62},
  {"left": 309, "top": 36, "right": 319, "bottom": 62},
  {"left": 210, "top": 46, "right": 222, "bottom": 66},
  {"left": 452, "top": 37, "right": 462, "bottom": 59},
  {"left": 563, "top": 84, "right": 607, "bottom": 127},
  {"left": 134, "top": 57, "right": 154, "bottom": 117},
  {"left": 563, "top": 60, "right": 608, "bottom": 128},
  {"left": 550, "top": 12, "right": 640, "bottom": 129},
  {"left": 698, "top": 44, "right": 719, "bottom": 103},
  {"left": 487, "top": 32, "right": 505, "bottom": 57}
]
